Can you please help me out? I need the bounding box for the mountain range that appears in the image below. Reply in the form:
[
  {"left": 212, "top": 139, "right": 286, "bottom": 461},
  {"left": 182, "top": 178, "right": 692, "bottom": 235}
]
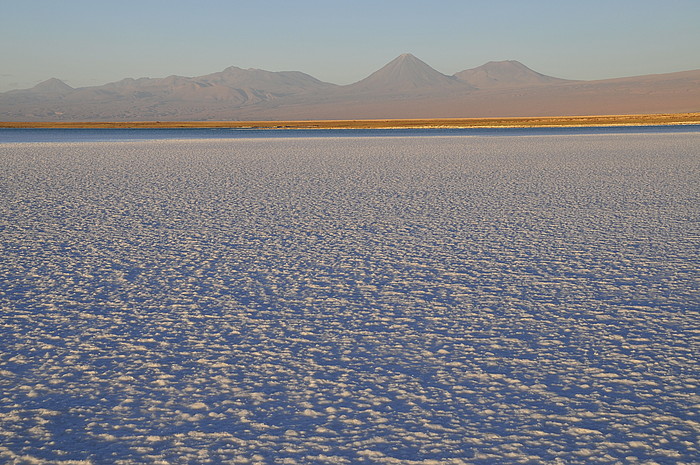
[{"left": 1, "top": 53, "right": 699, "bottom": 121}]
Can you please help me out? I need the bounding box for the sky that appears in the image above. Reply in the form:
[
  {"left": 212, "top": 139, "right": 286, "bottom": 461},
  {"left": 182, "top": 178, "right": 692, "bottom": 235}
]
[{"left": 1, "top": 0, "right": 699, "bottom": 92}]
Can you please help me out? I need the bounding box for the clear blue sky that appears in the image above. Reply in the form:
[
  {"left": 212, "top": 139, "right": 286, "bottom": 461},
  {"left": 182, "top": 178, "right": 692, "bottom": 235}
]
[{"left": 2, "top": 0, "right": 699, "bottom": 92}]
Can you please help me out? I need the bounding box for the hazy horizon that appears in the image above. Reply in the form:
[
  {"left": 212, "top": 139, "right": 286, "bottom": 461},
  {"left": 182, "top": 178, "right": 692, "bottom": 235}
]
[{"left": 2, "top": 0, "right": 700, "bottom": 92}]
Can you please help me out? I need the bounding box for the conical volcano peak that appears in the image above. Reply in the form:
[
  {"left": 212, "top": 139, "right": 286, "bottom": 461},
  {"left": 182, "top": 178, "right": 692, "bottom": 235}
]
[
  {"left": 32, "top": 78, "right": 74, "bottom": 93},
  {"left": 386, "top": 53, "right": 433, "bottom": 69},
  {"left": 348, "top": 53, "right": 470, "bottom": 93},
  {"left": 396, "top": 53, "right": 420, "bottom": 61}
]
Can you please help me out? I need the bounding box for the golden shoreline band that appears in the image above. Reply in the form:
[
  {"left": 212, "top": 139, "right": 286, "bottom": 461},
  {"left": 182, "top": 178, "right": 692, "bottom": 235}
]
[{"left": 1, "top": 113, "right": 699, "bottom": 130}]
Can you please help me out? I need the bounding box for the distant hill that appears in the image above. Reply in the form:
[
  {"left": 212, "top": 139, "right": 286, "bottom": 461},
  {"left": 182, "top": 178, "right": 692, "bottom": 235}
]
[
  {"left": 454, "top": 60, "right": 570, "bottom": 88},
  {"left": 1, "top": 54, "right": 699, "bottom": 121}
]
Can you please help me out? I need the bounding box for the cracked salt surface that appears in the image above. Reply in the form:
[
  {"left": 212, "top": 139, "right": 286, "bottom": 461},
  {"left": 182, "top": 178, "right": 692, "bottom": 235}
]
[{"left": 1, "top": 133, "right": 698, "bottom": 464}]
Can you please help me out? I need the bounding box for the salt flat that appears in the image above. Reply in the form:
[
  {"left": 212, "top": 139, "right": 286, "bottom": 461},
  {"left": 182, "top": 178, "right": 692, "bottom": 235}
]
[{"left": 1, "top": 133, "right": 698, "bottom": 464}]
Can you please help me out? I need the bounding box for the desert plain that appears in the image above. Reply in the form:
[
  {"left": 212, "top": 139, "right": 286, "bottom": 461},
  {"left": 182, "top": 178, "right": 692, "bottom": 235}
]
[{"left": 2, "top": 112, "right": 700, "bottom": 129}]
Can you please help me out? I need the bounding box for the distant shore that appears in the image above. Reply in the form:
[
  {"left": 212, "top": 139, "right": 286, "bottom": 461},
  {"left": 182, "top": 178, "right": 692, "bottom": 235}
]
[{"left": 2, "top": 113, "right": 699, "bottom": 130}]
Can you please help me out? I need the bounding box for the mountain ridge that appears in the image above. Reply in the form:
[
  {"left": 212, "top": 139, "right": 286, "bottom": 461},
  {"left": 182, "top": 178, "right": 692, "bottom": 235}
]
[{"left": 1, "top": 54, "right": 699, "bottom": 121}]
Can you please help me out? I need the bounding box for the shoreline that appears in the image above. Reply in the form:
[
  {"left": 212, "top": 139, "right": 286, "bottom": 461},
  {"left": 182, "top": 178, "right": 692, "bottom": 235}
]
[{"left": 1, "top": 113, "right": 699, "bottom": 130}]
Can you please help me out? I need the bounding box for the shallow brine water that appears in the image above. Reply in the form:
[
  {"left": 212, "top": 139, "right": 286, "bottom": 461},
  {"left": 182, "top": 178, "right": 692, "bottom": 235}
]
[
  {"left": 2, "top": 124, "right": 700, "bottom": 143},
  {"left": 1, "top": 132, "right": 698, "bottom": 464}
]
